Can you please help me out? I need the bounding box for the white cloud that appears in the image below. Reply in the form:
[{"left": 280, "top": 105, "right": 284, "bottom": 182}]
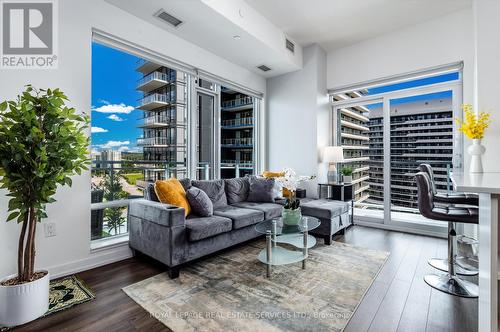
[
  {"left": 91, "top": 126, "right": 108, "bottom": 133},
  {"left": 99, "top": 140, "right": 130, "bottom": 150},
  {"left": 92, "top": 103, "right": 134, "bottom": 114},
  {"left": 118, "top": 146, "right": 130, "bottom": 152},
  {"left": 107, "top": 114, "right": 124, "bottom": 122}
]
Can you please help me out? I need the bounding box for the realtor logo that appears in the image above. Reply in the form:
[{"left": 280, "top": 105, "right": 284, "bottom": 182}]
[{"left": 1, "top": 0, "right": 58, "bottom": 69}]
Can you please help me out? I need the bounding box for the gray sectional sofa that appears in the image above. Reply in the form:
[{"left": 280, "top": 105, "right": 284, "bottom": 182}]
[{"left": 128, "top": 177, "right": 350, "bottom": 278}]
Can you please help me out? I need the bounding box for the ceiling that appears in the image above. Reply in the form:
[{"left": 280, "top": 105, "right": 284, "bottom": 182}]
[
  {"left": 105, "top": 0, "right": 301, "bottom": 78},
  {"left": 245, "top": 0, "right": 472, "bottom": 51}
]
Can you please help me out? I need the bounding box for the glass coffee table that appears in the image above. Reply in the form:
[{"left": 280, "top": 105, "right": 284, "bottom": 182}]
[{"left": 255, "top": 216, "right": 320, "bottom": 278}]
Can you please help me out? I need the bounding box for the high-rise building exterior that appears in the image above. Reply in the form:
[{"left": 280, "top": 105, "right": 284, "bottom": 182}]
[
  {"left": 136, "top": 60, "right": 188, "bottom": 181},
  {"left": 220, "top": 88, "right": 255, "bottom": 178},
  {"left": 335, "top": 95, "right": 453, "bottom": 210}
]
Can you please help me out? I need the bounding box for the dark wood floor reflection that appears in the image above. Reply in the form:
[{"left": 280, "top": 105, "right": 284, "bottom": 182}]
[{"left": 14, "top": 226, "right": 477, "bottom": 332}]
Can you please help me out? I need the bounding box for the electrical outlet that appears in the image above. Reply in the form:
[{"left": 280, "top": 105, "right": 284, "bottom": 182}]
[{"left": 44, "top": 223, "right": 56, "bottom": 237}]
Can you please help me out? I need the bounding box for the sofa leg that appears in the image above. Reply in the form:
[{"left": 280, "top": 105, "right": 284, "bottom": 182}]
[
  {"left": 324, "top": 235, "right": 332, "bottom": 245},
  {"left": 130, "top": 248, "right": 137, "bottom": 257},
  {"left": 168, "top": 267, "right": 180, "bottom": 279}
]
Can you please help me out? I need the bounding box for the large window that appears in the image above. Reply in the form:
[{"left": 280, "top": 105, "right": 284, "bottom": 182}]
[
  {"left": 90, "top": 41, "right": 262, "bottom": 243},
  {"left": 331, "top": 65, "right": 462, "bottom": 234}
]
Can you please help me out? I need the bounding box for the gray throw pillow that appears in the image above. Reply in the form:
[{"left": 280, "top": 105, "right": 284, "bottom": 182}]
[
  {"left": 225, "top": 177, "right": 250, "bottom": 204},
  {"left": 247, "top": 176, "right": 275, "bottom": 203},
  {"left": 178, "top": 178, "right": 191, "bottom": 191},
  {"left": 191, "top": 179, "right": 228, "bottom": 209},
  {"left": 186, "top": 187, "right": 213, "bottom": 217}
]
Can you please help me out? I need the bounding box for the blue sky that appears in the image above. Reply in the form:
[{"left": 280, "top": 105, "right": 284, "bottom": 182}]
[
  {"left": 366, "top": 72, "right": 458, "bottom": 109},
  {"left": 91, "top": 42, "right": 142, "bottom": 153}
]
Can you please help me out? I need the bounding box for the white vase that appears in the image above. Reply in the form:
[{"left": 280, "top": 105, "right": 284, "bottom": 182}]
[
  {"left": 468, "top": 139, "right": 486, "bottom": 173},
  {"left": 0, "top": 271, "right": 49, "bottom": 327}
]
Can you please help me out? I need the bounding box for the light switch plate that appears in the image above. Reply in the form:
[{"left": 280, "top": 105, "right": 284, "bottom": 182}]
[{"left": 44, "top": 222, "right": 56, "bottom": 237}]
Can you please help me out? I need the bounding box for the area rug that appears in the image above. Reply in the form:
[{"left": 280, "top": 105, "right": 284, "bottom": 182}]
[
  {"left": 123, "top": 240, "right": 389, "bottom": 332},
  {"left": 0, "top": 275, "right": 95, "bottom": 331}
]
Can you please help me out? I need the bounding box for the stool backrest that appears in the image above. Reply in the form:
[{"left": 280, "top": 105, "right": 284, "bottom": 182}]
[
  {"left": 415, "top": 172, "right": 435, "bottom": 218},
  {"left": 417, "top": 164, "right": 437, "bottom": 195}
]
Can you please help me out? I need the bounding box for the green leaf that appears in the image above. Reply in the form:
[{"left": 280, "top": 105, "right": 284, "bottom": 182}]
[{"left": 7, "top": 211, "right": 20, "bottom": 222}]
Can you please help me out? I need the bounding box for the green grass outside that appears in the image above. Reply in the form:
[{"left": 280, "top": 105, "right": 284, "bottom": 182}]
[{"left": 121, "top": 172, "right": 143, "bottom": 186}]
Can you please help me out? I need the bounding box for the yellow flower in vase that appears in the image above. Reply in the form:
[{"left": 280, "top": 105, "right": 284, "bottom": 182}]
[
  {"left": 455, "top": 104, "right": 491, "bottom": 173},
  {"left": 455, "top": 104, "right": 491, "bottom": 139}
]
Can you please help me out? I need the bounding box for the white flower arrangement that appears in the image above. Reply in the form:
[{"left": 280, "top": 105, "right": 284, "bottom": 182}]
[{"left": 275, "top": 168, "right": 316, "bottom": 197}]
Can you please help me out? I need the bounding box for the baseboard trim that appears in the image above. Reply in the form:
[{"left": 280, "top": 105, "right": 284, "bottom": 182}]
[
  {"left": 354, "top": 220, "right": 447, "bottom": 239},
  {"left": 47, "top": 242, "right": 133, "bottom": 279}
]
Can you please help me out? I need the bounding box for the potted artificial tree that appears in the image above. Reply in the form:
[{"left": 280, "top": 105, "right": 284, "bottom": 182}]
[{"left": 0, "top": 86, "right": 89, "bottom": 327}]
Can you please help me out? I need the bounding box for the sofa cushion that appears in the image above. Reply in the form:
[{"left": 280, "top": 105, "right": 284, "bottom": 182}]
[
  {"left": 179, "top": 178, "right": 192, "bottom": 191},
  {"left": 232, "top": 202, "right": 283, "bottom": 220},
  {"left": 224, "top": 177, "right": 250, "bottom": 204},
  {"left": 192, "top": 179, "right": 228, "bottom": 209},
  {"left": 300, "top": 198, "right": 349, "bottom": 220},
  {"left": 185, "top": 215, "right": 232, "bottom": 241},
  {"left": 214, "top": 205, "right": 264, "bottom": 229},
  {"left": 186, "top": 187, "right": 213, "bottom": 217},
  {"left": 247, "top": 176, "right": 275, "bottom": 203}
]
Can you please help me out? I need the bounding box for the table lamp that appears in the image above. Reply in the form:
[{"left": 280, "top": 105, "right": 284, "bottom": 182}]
[{"left": 323, "top": 146, "right": 344, "bottom": 184}]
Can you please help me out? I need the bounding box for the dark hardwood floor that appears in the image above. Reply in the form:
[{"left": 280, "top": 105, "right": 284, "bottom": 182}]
[{"left": 13, "top": 226, "right": 477, "bottom": 332}]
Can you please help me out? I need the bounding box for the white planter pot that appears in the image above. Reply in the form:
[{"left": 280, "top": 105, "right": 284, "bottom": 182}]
[
  {"left": 0, "top": 271, "right": 49, "bottom": 327},
  {"left": 343, "top": 175, "right": 353, "bottom": 184},
  {"left": 468, "top": 139, "right": 486, "bottom": 173}
]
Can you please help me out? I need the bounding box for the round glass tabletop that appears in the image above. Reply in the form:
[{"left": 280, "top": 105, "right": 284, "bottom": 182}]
[{"left": 255, "top": 216, "right": 320, "bottom": 236}]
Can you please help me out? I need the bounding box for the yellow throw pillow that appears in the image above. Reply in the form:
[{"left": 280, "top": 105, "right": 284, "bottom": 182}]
[
  {"left": 263, "top": 171, "right": 285, "bottom": 178},
  {"left": 262, "top": 171, "right": 291, "bottom": 198},
  {"left": 154, "top": 178, "right": 191, "bottom": 217}
]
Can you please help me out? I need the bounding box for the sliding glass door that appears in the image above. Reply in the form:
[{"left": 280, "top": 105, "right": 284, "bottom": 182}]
[{"left": 331, "top": 70, "right": 463, "bottom": 234}]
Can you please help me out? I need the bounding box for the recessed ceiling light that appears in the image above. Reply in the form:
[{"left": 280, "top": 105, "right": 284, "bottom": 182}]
[{"left": 233, "top": 35, "right": 241, "bottom": 40}]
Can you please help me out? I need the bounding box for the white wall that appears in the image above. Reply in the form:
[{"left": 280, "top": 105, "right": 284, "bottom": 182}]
[
  {"left": 474, "top": 0, "right": 500, "bottom": 172},
  {"left": 327, "top": 8, "right": 475, "bottom": 170},
  {"left": 0, "top": 0, "right": 266, "bottom": 278},
  {"left": 266, "top": 44, "right": 329, "bottom": 197}
]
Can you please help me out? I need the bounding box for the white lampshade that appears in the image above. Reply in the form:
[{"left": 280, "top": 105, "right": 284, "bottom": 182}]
[{"left": 323, "top": 146, "right": 344, "bottom": 163}]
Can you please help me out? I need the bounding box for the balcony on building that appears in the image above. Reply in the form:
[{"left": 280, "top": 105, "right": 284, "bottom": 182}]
[
  {"left": 136, "top": 137, "right": 171, "bottom": 147},
  {"left": 135, "top": 59, "right": 162, "bottom": 74},
  {"left": 138, "top": 115, "right": 172, "bottom": 129},
  {"left": 221, "top": 96, "right": 253, "bottom": 111},
  {"left": 221, "top": 117, "right": 254, "bottom": 129},
  {"left": 136, "top": 71, "right": 171, "bottom": 93},
  {"left": 221, "top": 137, "right": 253, "bottom": 147},
  {"left": 137, "top": 93, "right": 170, "bottom": 111}
]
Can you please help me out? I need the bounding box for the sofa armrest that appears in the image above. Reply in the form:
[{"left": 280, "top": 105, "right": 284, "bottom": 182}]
[{"left": 128, "top": 199, "right": 185, "bottom": 227}]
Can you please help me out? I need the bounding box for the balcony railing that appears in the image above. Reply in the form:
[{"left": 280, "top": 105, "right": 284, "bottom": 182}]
[
  {"left": 221, "top": 117, "right": 253, "bottom": 127},
  {"left": 138, "top": 93, "right": 169, "bottom": 108},
  {"left": 221, "top": 138, "right": 253, "bottom": 146},
  {"left": 137, "top": 71, "right": 170, "bottom": 87},
  {"left": 221, "top": 96, "right": 253, "bottom": 108},
  {"left": 137, "top": 137, "right": 172, "bottom": 146}
]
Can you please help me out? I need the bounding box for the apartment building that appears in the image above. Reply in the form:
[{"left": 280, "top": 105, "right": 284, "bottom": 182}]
[
  {"left": 136, "top": 61, "right": 188, "bottom": 181},
  {"left": 220, "top": 88, "right": 255, "bottom": 178}
]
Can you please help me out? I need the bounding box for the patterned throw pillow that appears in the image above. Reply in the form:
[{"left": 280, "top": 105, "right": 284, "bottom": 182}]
[
  {"left": 154, "top": 178, "right": 191, "bottom": 216},
  {"left": 186, "top": 187, "right": 213, "bottom": 217}
]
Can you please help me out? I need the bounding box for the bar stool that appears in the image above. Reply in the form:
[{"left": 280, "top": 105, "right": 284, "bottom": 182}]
[
  {"left": 415, "top": 172, "right": 478, "bottom": 298},
  {"left": 417, "top": 164, "right": 479, "bottom": 276},
  {"left": 417, "top": 164, "right": 478, "bottom": 205}
]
